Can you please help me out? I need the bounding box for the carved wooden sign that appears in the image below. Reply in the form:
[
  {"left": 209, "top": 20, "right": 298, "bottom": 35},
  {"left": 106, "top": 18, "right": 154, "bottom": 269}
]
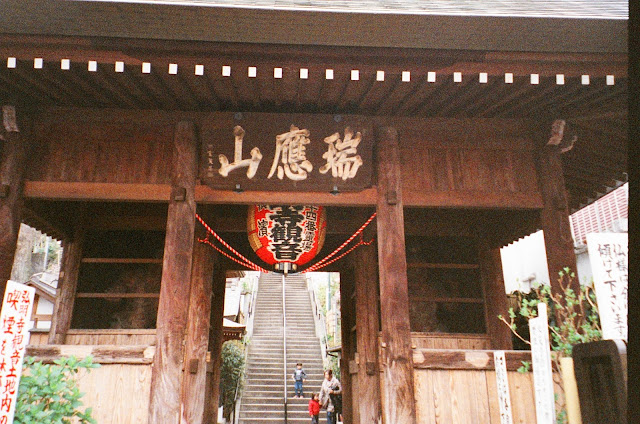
[{"left": 200, "top": 113, "right": 373, "bottom": 192}]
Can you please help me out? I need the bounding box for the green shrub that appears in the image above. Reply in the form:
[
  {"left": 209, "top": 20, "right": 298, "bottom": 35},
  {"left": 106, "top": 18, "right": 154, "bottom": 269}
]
[
  {"left": 15, "top": 356, "right": 99, "bottom": 424},
  {"left": 220, "top": 340, "right": 245, "bottom": 421},
  {"left": 325, "top": 354, "right": 341, "bottom": 381},
  {"left": 498, "top": 268, "right": 602, "bottom": 424},
  {"left": 499, "top": 268, "right": 602, "bottom": 359}
]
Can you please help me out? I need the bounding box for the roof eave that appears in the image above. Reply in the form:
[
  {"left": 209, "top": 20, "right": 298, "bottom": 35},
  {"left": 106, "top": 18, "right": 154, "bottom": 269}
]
[{"left": 0, "top": 0, "right": 628, "bottom": 53}]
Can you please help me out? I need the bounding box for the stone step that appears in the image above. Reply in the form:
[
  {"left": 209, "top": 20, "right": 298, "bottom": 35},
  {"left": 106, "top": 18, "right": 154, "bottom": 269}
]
[
  {"left": 243, "top": 390, "right": 285, "bottom": 397},
  {"left": 246, "top": 378, "right": 325, "bottom": 386},
  {"left": 239, "top": 418, "right": 329, "bottom": 424},
  {"left": 240, "top": 273, "right": 327, "bottom": 423},
  {"left": 240, "top": 410, "right": 326, "bottom": 420}
]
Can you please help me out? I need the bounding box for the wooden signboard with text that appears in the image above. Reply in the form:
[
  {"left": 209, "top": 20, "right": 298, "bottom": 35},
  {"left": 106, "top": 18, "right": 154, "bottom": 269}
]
[{"left": 200, "top": 113, "right": 373, "bottom": 192}]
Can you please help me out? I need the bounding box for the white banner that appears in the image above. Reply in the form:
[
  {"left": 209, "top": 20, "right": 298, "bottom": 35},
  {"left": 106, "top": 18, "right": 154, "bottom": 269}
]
[
  {"left": 529, "top": 302, "right": 556, "bottom": 424},
  {"left": 493, "top": 351, "right": 513, "bottom": 424},
  {"left": 586, "top": 232, "right": 628, "bottom": 341},
  {"left": 0, "top": 281, "right": 35, "bottom": 424}
]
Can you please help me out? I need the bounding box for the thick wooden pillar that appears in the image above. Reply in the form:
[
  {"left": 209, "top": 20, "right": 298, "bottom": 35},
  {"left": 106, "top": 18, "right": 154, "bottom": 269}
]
[
  {"left": 535, "top": 122, "right": 579, "bottom": 295},
  {"left": 478, "top": 240, "right": 513, "bottom": 350},
  {"left": 181, "top": 226, "right": 216, "bottom": 424},
  {"left": 353, "top": 238, "right": 382, "bottom": 424},
  {"left": 48, "top": 223, "right": 85, "bottom": 344},
  {"left": 0, "top": 106, "right": 29, "bottom": 295},
  {"left": 375, "top": 126, "right": 417, "bottom": 424},
  {"left": 149, "top": 121, "right": 198, "bottom": 424},
  {"left": 339, "top": 266, "right": 355, "bottom": 424},
  {"left": 203, "top": 267, "right": 227, "bottom": 424}
]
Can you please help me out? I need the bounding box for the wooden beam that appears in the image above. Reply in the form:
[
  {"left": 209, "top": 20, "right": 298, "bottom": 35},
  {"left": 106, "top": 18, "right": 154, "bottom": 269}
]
[
  {"left": 353, "top": 235, "right": 382, "bottom": 424},
  {"left": 25, "top": 344, "right": 156, "bottom": 364},
  {"left": 149, "top": 121, "right": 198, "bottom": 424},
  {"left": 181, "top": 228, "right": 216, "bottom": 424},
  {"left": 0, "top": 107, "right": 30, "bottom": 293},
  {"left": 203, "top": 268, "right": 227, "bottom": 424},
  {"left": 23, "top": 181, "right": 173, "bottom": 202},
  {"left": 411, "top": 349, "right": 539, "bottom": 372},
  {"left": 478, "top": 239, "right": 513, "bottom": 350},
  {"left": 374, "top": 126, "right": 417, "bottom": 424},
  {"left": 22, "top": 181, "right": 544, "bottom": 209},
  {"left": 339, "top": 266, "right": 356, "bottom": 424},
  {"left": 48, "top": 219, "right": 85, "bottom": 344},
  {"left": 403, "top": 190, "right": 542, "bottom": 209},
  {"left": 535, "top": 122, "right": 579, "bottom": 295},
  {"left": 196, "top": 186, "right": 378, "bottom": 207}
]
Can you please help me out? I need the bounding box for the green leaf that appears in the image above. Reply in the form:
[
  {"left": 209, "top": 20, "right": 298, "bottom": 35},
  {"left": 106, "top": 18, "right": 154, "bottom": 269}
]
[{"left": 14, "top": 356, "right": 97, "bottom": 424}]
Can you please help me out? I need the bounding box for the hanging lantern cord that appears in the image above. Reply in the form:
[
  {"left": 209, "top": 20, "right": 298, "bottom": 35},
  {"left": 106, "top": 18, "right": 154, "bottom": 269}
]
[
  {"left": 195, "top": 213, "right": 269, "bottom": 273},
  {"left": 302, "top": 211, "right": 377, "bottom": 273}
]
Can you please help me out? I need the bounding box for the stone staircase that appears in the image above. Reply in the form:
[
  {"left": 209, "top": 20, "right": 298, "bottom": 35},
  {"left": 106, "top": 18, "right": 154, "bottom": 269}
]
[{"left": 238, "top": 272, "right": 326, "bottom": 424}]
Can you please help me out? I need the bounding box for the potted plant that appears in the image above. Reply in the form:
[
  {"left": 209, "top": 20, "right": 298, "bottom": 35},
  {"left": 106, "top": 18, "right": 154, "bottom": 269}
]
[{"left": 498, "top": 268, "right": 601, "bottom": 424}]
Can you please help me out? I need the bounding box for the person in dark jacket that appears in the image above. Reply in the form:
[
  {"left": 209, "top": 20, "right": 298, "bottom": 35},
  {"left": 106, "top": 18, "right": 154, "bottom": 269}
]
[{"left": 319, "top": 369, "right": 342, "bottom": 424}]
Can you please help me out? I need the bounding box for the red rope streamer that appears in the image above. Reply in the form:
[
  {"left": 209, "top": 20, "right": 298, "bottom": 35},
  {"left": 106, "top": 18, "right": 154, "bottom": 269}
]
[
  {"left": 302, "top": 235, "right": 374, "bottom": 273},
  {"left": 302, "top": 212, "right": 377, "bottom": 273},
  {"left": 195, "top": 213, "right": 268, "bottom": 273},
  {"left": 199, "top": 237, "right": 268, "bottom": 273},
  {"left": 195, "top": 211, "right": 376, "bottom": 274}
]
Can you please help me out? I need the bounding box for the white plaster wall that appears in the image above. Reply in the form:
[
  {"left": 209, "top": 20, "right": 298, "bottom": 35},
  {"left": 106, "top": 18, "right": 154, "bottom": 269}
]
[{"left": 500, "top": 230, "right": 550, "bottom": 293}]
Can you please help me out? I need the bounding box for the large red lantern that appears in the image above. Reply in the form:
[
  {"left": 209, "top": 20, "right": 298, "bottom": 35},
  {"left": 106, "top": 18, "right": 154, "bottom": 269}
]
[{"left": 248, "top": 205, "right": 326, "bottom": 272}]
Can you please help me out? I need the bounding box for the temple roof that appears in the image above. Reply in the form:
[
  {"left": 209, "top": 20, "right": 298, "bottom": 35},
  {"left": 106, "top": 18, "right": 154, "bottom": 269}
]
[
  {"left": 0, "top": 0, "right": 627, "bottom": 52},
  {"left": 100, "top": 0, "right": 628, "bottom": 19}
]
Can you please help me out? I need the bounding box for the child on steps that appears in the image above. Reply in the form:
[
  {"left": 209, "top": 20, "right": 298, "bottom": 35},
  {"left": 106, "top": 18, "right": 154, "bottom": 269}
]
[
  {"left": 292, "top": 362, "right": 307, "bottom": 398},
  {"left": 309, "top": 392, "right": 320, "bottom": 424}
]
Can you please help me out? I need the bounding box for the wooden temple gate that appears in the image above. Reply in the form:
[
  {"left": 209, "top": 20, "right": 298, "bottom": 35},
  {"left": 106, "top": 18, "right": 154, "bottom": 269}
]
[{"left": 0, "top": 2, "right": 627, "bottom": 423}]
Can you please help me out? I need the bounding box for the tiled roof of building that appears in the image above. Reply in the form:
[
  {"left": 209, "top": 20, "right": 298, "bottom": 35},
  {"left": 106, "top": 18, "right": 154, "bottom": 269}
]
[{"left": 115, "top": 0, "right": 628, "bottom": 19}]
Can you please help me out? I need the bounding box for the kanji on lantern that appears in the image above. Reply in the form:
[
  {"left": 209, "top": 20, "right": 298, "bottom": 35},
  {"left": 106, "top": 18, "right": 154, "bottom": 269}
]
[{"left": 247, "top": 205, "right": 326, "bottom": 269}]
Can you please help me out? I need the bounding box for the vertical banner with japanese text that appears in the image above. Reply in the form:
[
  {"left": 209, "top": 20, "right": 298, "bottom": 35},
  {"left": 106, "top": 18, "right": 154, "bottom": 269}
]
[
  {"left": 529, "top": 302, "right": 556, "bottom": 424},
  {"left": 586, "top": 232, "right": 628, "bottom": 341},
  {"left": 0, "top": 281, "right": 35, "bottom": 424},
  {"left": 493, "top": 351, "right": 513, "bottom": 424}
]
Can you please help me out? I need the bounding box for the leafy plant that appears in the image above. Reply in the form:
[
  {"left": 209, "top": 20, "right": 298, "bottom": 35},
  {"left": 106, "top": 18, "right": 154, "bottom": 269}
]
[
  {"left": 220, "top": 340, "right": 246, "bottom": 421},
  {"left": 498, "top": 268, "right": 602, "bottom": 424},
  {"left": 324, "top": 354, "right": 341, "bottom": 381},
  {"left": 15, "top": 355, "right": 99, "bottom": 424},
  {"left": 517, "top": 360, "right": 531, "bottom": 373},
  {"left": 499, "top": 268, "right": 602, "bottom": 359}
]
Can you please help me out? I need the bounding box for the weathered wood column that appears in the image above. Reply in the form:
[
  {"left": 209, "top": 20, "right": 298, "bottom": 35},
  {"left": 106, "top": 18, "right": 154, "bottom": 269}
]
[
  {"left": 353, "top": 235, "right": 382, "bottom": 423},
  {"left": 535, "top": 120, "right": 579, "bottom": 295},
  {"left": 181, "top": 225, "right": 216, "bottom": 424},
  {"left": 478, "top": 239, "right": 513, "bottom": 350},
  {"left": 149, "top": 121, "right": 198, "bottom": 424},
  {"left": 339, "top": 266, "right": 355, "bottom": 424},
  {"left": 375, "top": 126, "right": 417, "bottom": 424},
  {"left": 203, "top": 267, "right": 227, "bottom": 424},
  {"left": 0, "top": 106, "right": 29, "bottom": 295},
  {"left": 48, "top": 222, "right": 85, "bottom": 344}
]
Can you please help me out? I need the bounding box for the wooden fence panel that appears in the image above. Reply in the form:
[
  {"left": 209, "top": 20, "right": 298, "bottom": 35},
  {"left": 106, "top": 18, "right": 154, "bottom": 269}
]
[
  {"left": 414, "top": 368, "right": 535, "bottom": 424},
  {"left": 76, "top": 364, "right": 152, "bottom": 424},
  {"left": 404, "top": 349, "right": 564, "bottom": 424}
]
